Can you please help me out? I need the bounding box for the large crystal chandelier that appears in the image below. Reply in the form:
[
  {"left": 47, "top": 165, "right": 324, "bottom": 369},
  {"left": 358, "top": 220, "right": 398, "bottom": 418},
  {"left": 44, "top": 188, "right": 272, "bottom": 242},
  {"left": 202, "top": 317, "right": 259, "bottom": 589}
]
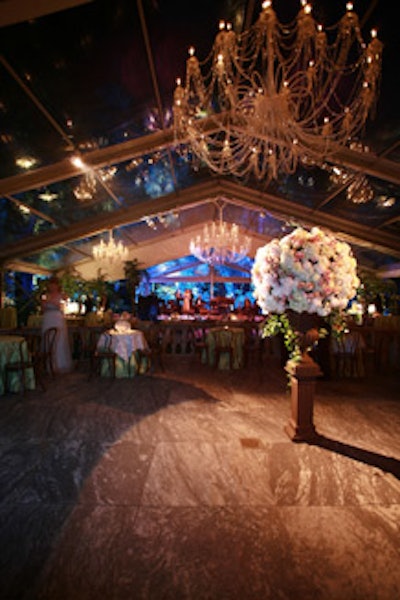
[
  {"left": 173, "top": 1, "right": 382, "bottom": 183},
  {"left": 92, "top": 229, "right": 129, "bottom": 263},
  {"left": 189, "top": 202, "right": 251, "bottom": 265}
]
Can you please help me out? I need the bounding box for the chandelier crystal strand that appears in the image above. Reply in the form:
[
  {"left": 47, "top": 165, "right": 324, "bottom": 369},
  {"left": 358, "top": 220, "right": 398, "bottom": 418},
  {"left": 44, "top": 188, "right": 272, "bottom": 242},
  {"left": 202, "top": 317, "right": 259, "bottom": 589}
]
[
  {"left": 173, "top": 1, "right": 382, "bottom": 183},
  {"left": 92, "top": 229, "right": 129, "bottom": 264},
  {"left": 189, "top": 203, "right": 251, "bottom": 265}
]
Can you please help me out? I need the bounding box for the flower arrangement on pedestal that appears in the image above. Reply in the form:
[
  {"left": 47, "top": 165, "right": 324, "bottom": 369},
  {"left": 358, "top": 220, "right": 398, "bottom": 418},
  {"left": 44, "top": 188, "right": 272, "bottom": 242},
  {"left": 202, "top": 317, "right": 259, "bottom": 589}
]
[{"left": 251, "top": 226, "right": 360, "bottom": 362}]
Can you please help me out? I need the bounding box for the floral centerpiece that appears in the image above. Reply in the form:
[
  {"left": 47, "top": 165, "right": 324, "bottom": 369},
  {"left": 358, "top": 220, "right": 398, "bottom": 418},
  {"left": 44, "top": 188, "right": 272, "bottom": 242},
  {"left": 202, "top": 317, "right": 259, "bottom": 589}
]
[
  {"left": 113, "top": 310, "right": 133, "bottom": 332},
  {"left": 251, "top": 226, "right": 360, "bottom": 362}
]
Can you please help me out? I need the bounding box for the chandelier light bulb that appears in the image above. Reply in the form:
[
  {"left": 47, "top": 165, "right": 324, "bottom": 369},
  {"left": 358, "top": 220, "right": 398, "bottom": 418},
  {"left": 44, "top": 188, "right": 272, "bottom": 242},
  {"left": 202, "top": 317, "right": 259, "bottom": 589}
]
[
  {"left": 70, "top": 156, "right": 85, "bottom": 169},
  {"left": 173, "top": 0, "right": 382, "bottom": 184}
]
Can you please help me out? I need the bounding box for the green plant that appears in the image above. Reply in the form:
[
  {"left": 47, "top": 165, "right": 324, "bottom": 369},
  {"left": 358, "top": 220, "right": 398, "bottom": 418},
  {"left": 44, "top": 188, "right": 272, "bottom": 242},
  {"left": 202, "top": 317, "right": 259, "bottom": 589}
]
[
  {"left": 262, "top": 313, "right": 328, "bottom": 365},
  {"left": 357, "top": 268, "right": 398, "bottom": 313},
  {"left": 326, "top": 309, "right": 348, "bottom": 339},
  {"left": 124, "top": 259, "right": 146, "bottom": 312}
]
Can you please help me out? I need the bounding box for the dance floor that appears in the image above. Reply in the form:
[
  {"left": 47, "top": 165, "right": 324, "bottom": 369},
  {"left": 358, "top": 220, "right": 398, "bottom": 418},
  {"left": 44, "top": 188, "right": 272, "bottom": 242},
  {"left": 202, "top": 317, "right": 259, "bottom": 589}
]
[{"left": 1, "top": 353, "right": 399, "bottom": 600}]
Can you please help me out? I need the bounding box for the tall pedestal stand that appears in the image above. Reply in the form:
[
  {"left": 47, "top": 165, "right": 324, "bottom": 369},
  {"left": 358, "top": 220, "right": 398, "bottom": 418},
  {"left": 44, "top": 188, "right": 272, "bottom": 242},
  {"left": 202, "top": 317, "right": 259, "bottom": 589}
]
[{"left": 284, "top": 353, "right": 322, "bottom": 442}]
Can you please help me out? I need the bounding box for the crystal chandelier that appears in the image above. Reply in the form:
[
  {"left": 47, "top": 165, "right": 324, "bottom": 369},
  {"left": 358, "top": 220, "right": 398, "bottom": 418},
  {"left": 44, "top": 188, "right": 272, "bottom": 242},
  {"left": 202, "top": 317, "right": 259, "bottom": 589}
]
[
  {"left": 346, "top": 174, "right": 374, "bottom": 204},
  {"left": 328, "top": 142, "right": 374, "bottom": 204},
  {"left": 189, "top": 202, "right": 251, "bottom": 265},
  {"left": 73, "top": 171, "right": 96, "bottom": 201},
  {"left": 173, "top": 1, "right": 382, "bottom": 183},
  {"left": 92, "top": 229, "right": 129, "bottom": 263},
  {"left": 73, "top": 167, "right": 117, "bottom": 201}
]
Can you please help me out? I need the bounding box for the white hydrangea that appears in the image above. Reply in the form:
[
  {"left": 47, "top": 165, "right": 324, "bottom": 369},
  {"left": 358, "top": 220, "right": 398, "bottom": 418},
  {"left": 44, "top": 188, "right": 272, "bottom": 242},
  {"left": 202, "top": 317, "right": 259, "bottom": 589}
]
[{"left": 251, "top": 226, "right": 360, "bottom": 316}]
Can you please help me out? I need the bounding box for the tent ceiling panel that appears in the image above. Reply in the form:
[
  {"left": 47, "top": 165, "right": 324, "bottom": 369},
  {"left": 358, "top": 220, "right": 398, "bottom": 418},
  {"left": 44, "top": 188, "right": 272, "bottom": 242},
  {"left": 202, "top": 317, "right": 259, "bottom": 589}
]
[{"left": 0, "top": 0, "right": 399, "bottom": 280}]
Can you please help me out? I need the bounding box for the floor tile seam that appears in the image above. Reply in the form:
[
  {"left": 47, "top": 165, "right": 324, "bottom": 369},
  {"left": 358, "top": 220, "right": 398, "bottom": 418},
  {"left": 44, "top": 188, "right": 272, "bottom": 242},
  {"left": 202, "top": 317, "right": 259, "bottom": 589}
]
[
  {"left": 2, "top": 501, "right": 400, "bottom": 510},
  {"left": 84, "top": 501, "right": 400, "bottom": 509}
]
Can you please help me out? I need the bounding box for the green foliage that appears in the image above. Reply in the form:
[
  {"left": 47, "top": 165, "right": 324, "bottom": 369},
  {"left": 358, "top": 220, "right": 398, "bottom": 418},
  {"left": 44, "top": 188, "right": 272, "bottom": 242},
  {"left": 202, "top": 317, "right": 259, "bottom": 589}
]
[
  {"left": 358, "top": 268, "right": 396, "bottom": 299},
  {"left": 83, "top": 270, "right": 109, "bottom": 298},
  {"left": 57, "top": 267, "right": 85, "bottom": 298},
  {"left": 357, "top": 268, "right": 398, "bottom": 314},
  {"left": 32, "top": 267, "right": 113, "bottom": 310},
  {"left": 262, "top": 313, "right": 328, "bottom": 365},
  {"left": 262, "top": 313, "right": 302, "bottom": 363},
  {"left": 123, "top": 259, "right": 147, "bottom": 313},
  {"left": 326, "top": 309, "right": 348, "bottom": 339},
  {"left": 124, "top": 259, "right": 144, "bottom": 293}
]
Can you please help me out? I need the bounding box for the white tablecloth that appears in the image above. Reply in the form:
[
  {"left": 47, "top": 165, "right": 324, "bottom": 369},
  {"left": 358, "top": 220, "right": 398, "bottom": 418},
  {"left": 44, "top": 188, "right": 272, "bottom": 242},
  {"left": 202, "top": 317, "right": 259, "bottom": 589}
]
[{"left": 99, "top": 329, "right": 148, "bottom": 361}]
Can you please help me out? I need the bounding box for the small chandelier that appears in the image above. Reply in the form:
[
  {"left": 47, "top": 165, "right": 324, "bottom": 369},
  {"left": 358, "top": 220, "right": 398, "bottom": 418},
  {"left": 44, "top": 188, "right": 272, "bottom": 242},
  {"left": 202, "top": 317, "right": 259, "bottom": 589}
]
[
  {"left": 346, "top": 174, "right": 374, "bottom": 204},
  {"left": 173, "top": 1, "right": 382, "bottom": 184},
  {"left": 328, "top": 142, "right": 374, "bottom": 204},
  {"left": 189, "top": 202, "right": 251, "bottom": 265},
  {"left": 92, "top": 229, "right": 129, "bottom": 263},
  {"left": 73, "top": 171, "right": 96, "bottom": 201}
]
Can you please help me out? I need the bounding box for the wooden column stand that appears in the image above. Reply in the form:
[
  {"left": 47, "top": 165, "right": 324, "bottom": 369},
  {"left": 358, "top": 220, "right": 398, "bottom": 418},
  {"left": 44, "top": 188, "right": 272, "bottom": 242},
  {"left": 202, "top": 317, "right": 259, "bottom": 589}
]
[{"left": 284, "top": 352, "right": 322, "bottom": 442}]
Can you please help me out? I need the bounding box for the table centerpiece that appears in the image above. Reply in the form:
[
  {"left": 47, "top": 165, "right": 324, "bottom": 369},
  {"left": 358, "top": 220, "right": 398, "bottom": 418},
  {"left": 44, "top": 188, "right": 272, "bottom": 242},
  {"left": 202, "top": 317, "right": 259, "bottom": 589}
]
[{"left": 252, "top": 225, "right": 359, "bottom": 361}]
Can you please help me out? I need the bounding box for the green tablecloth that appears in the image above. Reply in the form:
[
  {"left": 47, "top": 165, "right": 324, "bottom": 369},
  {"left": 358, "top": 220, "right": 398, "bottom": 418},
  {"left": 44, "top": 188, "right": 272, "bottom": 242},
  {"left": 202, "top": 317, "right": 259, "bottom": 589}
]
[
  {"left": 97, "top": 330, "right": 149, "bottom": 377},
  {"left": 205, "top": 326, "right": 245, "bottom": 370},
  {"left": 0, "top": 335, "right": 35, "bottom": 395}
]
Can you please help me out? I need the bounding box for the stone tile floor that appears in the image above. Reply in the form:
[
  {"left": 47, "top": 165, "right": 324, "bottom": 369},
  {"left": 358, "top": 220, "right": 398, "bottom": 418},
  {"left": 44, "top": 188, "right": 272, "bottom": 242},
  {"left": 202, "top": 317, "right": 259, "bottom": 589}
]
[{"left": 1, "top": 355, "right": 399, "bottom": 599}]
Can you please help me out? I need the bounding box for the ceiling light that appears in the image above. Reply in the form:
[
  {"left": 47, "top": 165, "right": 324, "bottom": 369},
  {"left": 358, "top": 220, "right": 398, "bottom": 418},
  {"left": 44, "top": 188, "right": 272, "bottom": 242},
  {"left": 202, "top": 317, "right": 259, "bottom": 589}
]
[
  {"left": 15, "top": 156, "right": 37, "bottom": 169},
  {"left": 346, "top": 174, "right": 374, "bottom": 204},
  {"left": 70, "top": 155, "right": 85, "bottom": 169},
  {"left": 98, "top": 166, "right": 117, "bottom": 182},
  {"left": 38, "top": 190, "right": 58, "bottom": 202},
  {"left": 173, "top": 3, "right": 382, "bottom": 183},
  {"left": 189, "top": 201, "right": 250, "bottom": 265},
  {"left": 92, "top": 230, "right": 128, "bottom": 264},
  {"left": 376, "top": 195, "right": 396, "bottom": 208},
  {"left": 73, "top": 172, "right": 96, "bottom": 201}
]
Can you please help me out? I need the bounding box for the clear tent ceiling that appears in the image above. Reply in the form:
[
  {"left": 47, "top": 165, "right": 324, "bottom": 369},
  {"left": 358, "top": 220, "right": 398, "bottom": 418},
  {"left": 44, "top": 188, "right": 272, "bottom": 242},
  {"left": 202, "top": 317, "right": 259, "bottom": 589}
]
[{"left": 0, "top": 0, "right": 399, "bottom": 281}]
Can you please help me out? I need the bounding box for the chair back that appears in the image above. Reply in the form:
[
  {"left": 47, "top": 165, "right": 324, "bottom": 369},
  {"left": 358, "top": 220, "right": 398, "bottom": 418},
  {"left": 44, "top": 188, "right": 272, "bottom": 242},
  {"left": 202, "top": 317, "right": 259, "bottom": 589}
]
[
  {"left": 144, "top": 324, "right": 161, "bottom": 349},
  {"left": 25, "top": 332, "right": 42, "bottom": 356},
  {"left": 43, "top": 327, "right": 58, "bottom": 354},
  {"left": 16, "top": 337, "right": 28, "bottom": 363},
  {"left": 333, "top": 331, "right": 361, "bottom": 356},
  {"left": 214, "top": 328, "right": 233, "bottom": 349},
  {"left": 100, "top": 331, "right": 113, "bottom": 352},
  {"left": 91, "top": 329, "right": 114, "bottom": 354}
]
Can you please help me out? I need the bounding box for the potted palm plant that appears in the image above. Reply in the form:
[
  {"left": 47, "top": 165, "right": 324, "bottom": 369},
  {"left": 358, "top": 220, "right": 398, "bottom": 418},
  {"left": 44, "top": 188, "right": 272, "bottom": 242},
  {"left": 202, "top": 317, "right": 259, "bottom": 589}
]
[{"left": 123, "top": 259, "right": 146, "bottom": 315}]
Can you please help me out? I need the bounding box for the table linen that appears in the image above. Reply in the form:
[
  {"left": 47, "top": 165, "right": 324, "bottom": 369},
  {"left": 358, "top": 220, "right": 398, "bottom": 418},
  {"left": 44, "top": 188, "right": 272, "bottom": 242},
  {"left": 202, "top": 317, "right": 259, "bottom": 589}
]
[
  {"left": 97, "top": 329, "right": 149, "bottom": 377},
  {"left": 0, "top": 335, "right": 35, "bottom": 395}
]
